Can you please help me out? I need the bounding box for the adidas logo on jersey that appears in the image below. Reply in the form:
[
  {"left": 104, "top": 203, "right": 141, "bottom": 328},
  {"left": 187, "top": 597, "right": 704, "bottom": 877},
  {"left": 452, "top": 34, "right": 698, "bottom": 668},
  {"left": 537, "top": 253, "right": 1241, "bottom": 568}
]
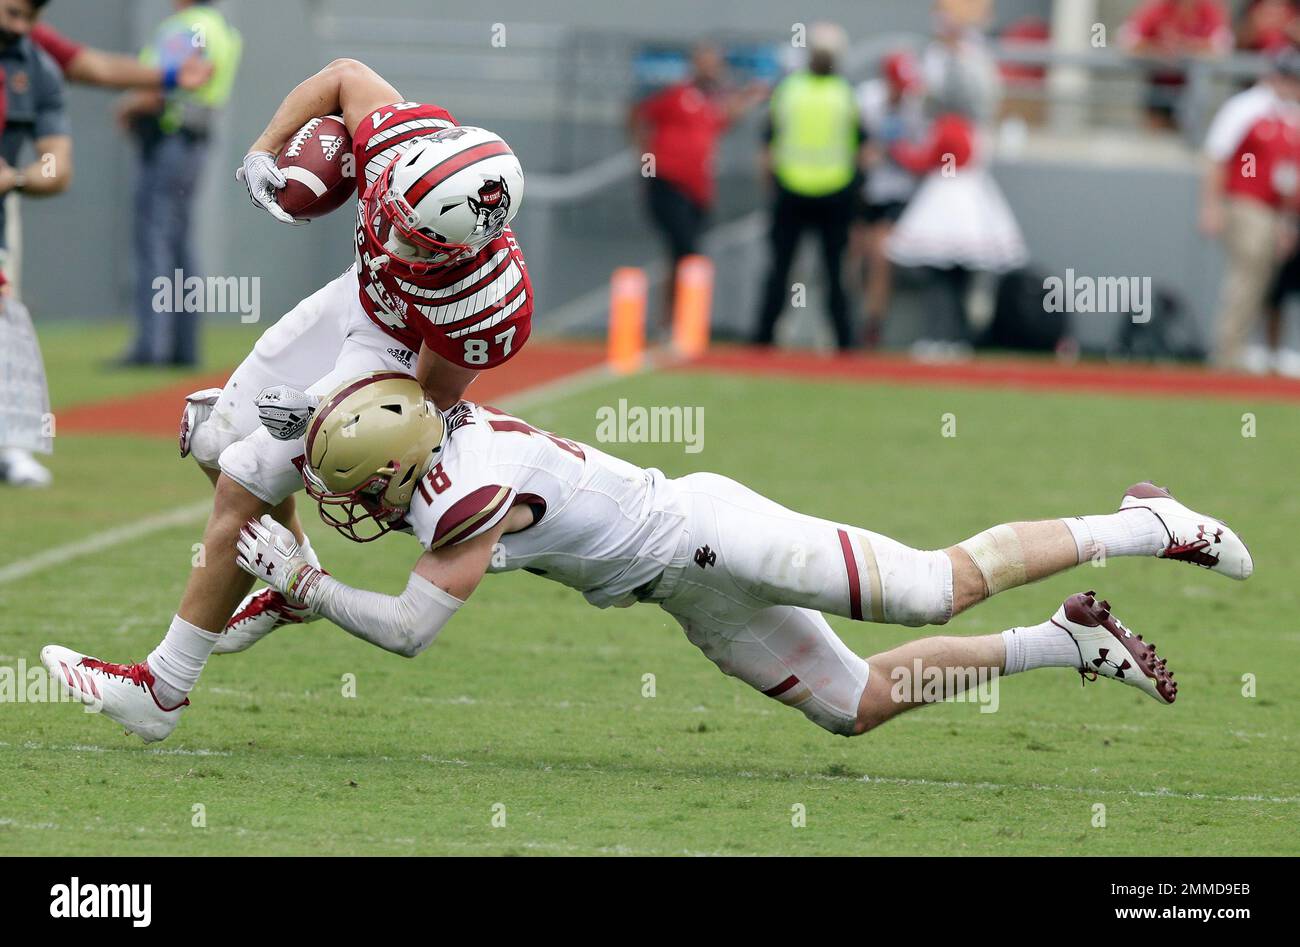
[{"left": 319, "top": 134, "right": 344, "bottom": 161}]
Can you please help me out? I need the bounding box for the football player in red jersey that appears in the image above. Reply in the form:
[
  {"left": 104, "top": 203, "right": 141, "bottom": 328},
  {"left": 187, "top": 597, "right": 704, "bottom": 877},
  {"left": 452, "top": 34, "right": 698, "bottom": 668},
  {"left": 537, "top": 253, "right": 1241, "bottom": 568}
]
[{"left": 80, "top": 60, "right": 535, "bottom": 719}]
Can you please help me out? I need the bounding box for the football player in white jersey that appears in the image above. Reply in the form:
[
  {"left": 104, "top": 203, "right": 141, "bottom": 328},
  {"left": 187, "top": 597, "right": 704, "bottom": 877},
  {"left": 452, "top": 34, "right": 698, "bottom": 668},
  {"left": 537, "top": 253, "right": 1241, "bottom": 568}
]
[
  {"left": 43, "top": 373, "right": 1254, "bottom": 742},
  {"left": 84, "top": 60, "right": 535, "bottom": 728}
]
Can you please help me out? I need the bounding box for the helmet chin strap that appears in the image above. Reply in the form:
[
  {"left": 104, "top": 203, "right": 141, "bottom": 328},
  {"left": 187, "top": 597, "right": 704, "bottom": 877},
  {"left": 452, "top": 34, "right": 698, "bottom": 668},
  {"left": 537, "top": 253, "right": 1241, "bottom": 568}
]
[
  {"left": 417, "top": 443, "right": 444, "bottom": 481},
  {"left": 380, "top": 233, "right": 446, "bottom": 275}
]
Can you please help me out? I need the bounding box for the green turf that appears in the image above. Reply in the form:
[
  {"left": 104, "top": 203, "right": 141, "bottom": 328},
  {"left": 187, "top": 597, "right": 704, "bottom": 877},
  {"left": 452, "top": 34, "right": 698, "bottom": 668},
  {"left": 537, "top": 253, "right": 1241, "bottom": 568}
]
[
  {"left": 37, "top": 320, "right": 262, "bottom": 409},
  {"left": 2, "top": 344, "right": 1298, "bottom": 855}
]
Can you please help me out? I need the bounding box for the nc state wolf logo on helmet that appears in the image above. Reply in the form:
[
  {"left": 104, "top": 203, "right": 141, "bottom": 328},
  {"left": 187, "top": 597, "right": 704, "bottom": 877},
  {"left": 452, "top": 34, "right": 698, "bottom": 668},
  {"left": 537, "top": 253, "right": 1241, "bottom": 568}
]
[{"left": 467, "top": 178, "right": 512, "bottom": 240}]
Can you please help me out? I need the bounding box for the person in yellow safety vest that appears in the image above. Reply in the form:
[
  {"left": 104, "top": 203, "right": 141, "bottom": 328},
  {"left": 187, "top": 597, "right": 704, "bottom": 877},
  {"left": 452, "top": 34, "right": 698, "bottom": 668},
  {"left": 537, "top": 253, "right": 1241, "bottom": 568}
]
[
  {"left": 115, "top": 0, "right": 242, "bottom": 368},
  {"left": 753, "top": 21, "right": 866, "bottom": 351}
]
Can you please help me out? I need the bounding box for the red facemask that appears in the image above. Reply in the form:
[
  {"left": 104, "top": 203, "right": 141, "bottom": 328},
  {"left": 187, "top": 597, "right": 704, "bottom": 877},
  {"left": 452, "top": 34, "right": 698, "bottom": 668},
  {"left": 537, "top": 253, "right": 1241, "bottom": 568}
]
[{"left": 359, "top": 164, "right": 479, "bottom": 279}]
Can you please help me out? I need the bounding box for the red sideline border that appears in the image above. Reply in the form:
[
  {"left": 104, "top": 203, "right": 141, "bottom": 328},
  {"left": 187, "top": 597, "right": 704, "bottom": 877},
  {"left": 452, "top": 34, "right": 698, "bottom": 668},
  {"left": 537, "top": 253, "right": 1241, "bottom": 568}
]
[
  {"left": 674, "top": 346, "right": 1300, "bottom": 403},
  {"left": 56, "top": 342, "right": 608, "bottom": 438},
  {"left": 55, "top": 341, "right": 1300, "bottom": 440}
]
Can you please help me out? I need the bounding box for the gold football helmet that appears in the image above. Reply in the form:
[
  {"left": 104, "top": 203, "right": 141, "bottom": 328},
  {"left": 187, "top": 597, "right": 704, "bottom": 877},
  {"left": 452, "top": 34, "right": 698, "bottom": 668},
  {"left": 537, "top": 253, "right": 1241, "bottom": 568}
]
[{"left": 302, "top": 371, "right": 446, "bottom": 542}]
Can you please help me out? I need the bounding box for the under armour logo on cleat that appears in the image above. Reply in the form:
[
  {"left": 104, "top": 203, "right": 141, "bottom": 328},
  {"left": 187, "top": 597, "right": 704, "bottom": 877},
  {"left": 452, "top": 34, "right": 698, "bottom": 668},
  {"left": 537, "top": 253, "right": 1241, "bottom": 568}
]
[
  {"left": 1092, "top": 647, "right": 1131, "bottom": 678},
  {"left": 694, "top": 545, "right": 717, "bottom": 569}
]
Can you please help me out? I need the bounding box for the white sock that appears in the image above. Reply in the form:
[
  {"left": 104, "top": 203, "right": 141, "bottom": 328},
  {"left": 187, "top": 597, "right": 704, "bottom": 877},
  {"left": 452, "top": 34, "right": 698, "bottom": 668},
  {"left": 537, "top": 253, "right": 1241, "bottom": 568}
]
[
  {"left": 298, "top": 533, "right": 322, "bottom": 570},
  {"left": 1001, "top": 620, "right": 1081, "bottom": 675},
  {"left": 147, "top": 615, "right": 221, "bottom": 704},
  {"left": 1062, "top": 509, "right": 1165, "bottom": 563}
]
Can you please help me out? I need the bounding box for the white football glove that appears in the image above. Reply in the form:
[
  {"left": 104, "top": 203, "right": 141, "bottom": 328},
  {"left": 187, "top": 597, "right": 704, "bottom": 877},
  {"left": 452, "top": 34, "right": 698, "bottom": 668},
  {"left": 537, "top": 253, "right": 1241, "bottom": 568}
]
[
  {"left": 236, "top": 151, "right": 307, "bottom": 226},
  {"left": 236, "top": 515, "right": 324, "bottom": 607},
  {"left": 256, "top": 386, "right": 320, "bottom": 441}
]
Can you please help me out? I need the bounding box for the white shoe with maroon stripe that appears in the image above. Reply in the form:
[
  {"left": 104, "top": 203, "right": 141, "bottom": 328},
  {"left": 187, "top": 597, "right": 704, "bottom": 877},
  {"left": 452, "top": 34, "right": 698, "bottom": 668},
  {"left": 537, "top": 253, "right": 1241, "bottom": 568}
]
[
  {"left": 40, "top": 645, "right": 187, "bottom": 743},
  {"left": 1121, "top": 482, "right": 1253, "bottom": 580},
  {"left": 1051, "top": 591, "right": 1177, "bottom": 704},
  {"left": 215, "top": 588, "right": 317, "bottom": 655}
]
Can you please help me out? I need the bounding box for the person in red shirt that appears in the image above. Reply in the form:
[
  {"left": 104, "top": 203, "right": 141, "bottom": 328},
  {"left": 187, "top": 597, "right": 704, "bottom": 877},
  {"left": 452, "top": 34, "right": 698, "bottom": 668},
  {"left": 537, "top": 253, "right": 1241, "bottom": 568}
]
[
  {"left": 1122, "top": 0, "right": 1233, "bottom": 130},
  {"left": 1237, "top": 1, "right": 1299, "bottom": 54},
  {"left": 630, "top": 44, "right": 764, "bottom": 324},
  {"left": 1200, "top": 47, "right": 1300, "bottom": 369},
  {"left": 28, "top": 21, "right": 212, "bottom": 89}
]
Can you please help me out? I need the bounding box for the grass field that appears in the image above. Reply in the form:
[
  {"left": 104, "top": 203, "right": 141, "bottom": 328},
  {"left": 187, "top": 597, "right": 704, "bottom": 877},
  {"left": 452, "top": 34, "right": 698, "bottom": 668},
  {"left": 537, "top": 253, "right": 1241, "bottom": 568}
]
[{"left": 1, "top": 323, "right": 1297, "bottom": 855}]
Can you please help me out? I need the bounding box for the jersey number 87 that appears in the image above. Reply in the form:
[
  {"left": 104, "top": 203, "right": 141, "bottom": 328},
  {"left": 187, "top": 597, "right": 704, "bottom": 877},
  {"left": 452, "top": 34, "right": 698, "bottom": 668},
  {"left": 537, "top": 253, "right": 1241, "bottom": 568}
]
[{"left": 463, "top": 325, "right": 517, "bottom": 365}]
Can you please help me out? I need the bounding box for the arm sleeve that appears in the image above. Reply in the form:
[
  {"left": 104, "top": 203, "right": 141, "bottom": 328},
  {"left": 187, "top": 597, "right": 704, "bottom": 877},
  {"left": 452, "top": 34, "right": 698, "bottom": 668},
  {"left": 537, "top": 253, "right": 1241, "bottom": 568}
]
[
  {"left": 30, "top": 24, "right": 84, "bottom": 74},
  {"left": 309, "top": 570, "right": 464, "bottom": 658}
]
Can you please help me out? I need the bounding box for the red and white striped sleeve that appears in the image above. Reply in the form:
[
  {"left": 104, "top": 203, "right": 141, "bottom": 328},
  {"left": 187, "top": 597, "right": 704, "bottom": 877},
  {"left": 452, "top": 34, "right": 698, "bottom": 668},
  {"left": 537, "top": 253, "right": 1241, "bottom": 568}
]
[{"left": 350, "top": 102, "right": 459, "bottom": 196}]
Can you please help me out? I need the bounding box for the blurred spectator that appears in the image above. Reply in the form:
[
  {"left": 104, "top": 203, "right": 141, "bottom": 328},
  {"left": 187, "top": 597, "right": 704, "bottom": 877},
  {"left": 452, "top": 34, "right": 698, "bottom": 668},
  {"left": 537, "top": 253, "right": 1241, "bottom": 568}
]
[
  {"left": 1236, "top": 0, "right": 1298, "bottom": 54},
  {"left": 887, "top": 108, "right": 1027, "bottom": 354},
  {"left": 753, "top": 22, "right": 863, "bottom": 351},
  {"left": 1200, "top": 48, "right": 1300, "bottom": 370},
  {"left": 1121, "top": 0, "right": 1233, "bottom": 131},
  {"left": 886, "top": 5, "right": 1025, "bottom": 356},
  {"left": 1259, "top": 239, "right": 1300, "bottom": 375},
  {"left": 923, "top": 0, "right": 1003, "bottom": 127},
  {"left": 115, "top": 0, "right": 241, "bottom": 367},
  {"left": 853, "top": 51, "right": 925, "bottom": 349},
  {"left": 2, "top": 23, "right": 212, "bottom": 302},
  {"left": 0, "top": 0, "right": 73, "bottom": 488},
  {"left": 629, "top": 43, "right": 765, "bottom": 327}
]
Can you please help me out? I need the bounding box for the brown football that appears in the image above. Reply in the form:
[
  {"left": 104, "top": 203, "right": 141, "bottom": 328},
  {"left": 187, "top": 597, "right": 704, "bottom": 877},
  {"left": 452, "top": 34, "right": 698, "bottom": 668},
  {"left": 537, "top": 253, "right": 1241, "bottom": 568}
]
[{"left": 275, "top": 115, "right": 355, "bottom": 219}]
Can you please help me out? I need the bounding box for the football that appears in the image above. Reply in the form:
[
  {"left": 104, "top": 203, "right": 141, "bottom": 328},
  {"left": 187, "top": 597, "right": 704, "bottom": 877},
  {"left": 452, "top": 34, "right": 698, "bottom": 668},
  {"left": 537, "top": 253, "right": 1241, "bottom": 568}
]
[{"left": 275, "top": 115, "right": 355, "bottom": 219}]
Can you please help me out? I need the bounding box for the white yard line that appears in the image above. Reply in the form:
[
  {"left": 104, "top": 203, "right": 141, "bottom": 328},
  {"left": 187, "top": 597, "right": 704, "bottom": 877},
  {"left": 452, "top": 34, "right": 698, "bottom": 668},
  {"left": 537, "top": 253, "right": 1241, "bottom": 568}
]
[
  {"left": 813, "top": 774, "right": 1300, "bottom": 806},
  {"left": 0, "top": 353, "right": 644, "bottom": 589},
  {"left": 494, "top": 360, "right": 617, "bottom": 412},
  {"left": 5, "top": 735, "right": 1290, "bottom": 806},
  {"left": 0, "top": 500, "right": 212, "bottom": 587},
  {"left": 0, "top": 739, "right": 231, "bottom": 757}
]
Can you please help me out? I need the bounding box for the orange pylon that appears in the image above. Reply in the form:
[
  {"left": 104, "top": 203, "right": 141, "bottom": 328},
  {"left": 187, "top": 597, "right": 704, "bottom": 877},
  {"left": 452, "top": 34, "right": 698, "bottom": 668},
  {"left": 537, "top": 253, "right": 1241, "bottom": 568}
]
[
  {"left": 608, "top": 266, "right": 647, "bottom": 374},
  {"left": 671, "top": 254, "right": 713, "bottom": 358}
]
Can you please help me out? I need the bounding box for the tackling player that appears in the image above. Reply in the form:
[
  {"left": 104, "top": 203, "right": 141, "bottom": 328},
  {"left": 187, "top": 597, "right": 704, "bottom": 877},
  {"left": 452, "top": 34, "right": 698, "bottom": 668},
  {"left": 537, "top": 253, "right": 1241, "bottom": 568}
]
[
  {"left": 43, "top": 373, "right": 1253, "bottom": 742},
  {"left": 104, "top": 59, "right": 532, "bottom": 719}
]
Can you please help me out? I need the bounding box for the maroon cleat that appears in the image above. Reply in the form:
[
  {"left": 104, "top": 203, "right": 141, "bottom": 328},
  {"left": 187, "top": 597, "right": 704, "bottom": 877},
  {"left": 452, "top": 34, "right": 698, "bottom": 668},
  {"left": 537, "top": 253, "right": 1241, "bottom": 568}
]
[{"left": 1051, "top": 591, "right": 1177, "bottom": 704}]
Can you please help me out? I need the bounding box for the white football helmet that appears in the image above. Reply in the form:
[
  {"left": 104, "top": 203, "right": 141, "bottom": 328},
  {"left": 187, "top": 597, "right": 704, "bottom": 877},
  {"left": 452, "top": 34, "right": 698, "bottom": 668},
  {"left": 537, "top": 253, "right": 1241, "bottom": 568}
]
[{"left": 360, "top": 126, "right": 524, "bottom": 277}]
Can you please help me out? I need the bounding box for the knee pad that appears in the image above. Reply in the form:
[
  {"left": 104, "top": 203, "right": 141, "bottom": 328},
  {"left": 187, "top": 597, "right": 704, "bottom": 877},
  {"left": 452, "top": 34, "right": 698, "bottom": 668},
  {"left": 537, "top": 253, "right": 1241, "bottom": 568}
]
[
  {"left": 179, "top": 388, "right": 239, "bottom": 469},
  {"left": 863, "top": 533, "right": 953, "bottom": 627}
]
